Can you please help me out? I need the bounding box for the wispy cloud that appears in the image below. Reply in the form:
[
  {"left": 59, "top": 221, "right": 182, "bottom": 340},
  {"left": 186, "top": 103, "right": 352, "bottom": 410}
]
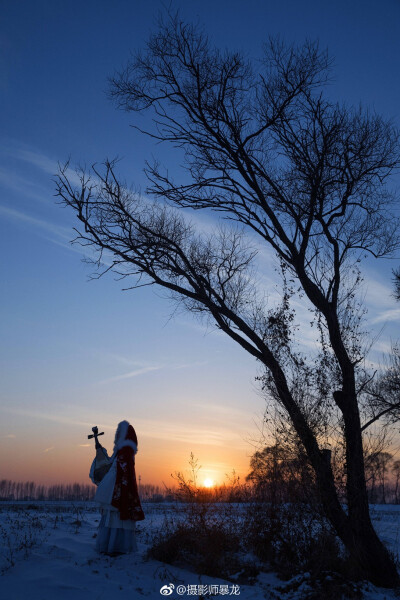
[
  {"left": 135, "top": 417, "right": 248, "bottom": 448},
  {"left": 4, "top": 142, "right": 85, "bottom": 186},
  {"left": 371, "top": 308, "right": 400, "bottom": 325},
  {"left": 364, "top": 278, "right": 395, "bottom": 309},
  {"left": 95, "top": 353, "right": 208, "bottom": 385},
  {"left": 103, "top": 353, "right": 150, "bottom": 368},
  {"left": 0, "top": 204, "right": 71, "bottom": 240},
  {"left": 0, "top": 406, "right": 114, "bottom": 432},
  {"left": 0, "top": 167, "right": 49, "bottom": 203},
  {"left": 4, "top": 434, "right": 16, "bottom": 439},
  {"left": 3, "top": 140, "right": 123, "bottom": 191},
  {"left": 0, "top": 405, "right": 250, "bottom": 450},
  {"left": 43, "top": 446, "right": 54, "bottom": 453},
  {"left": 98, "top": 365, "right": 162, "bottom": 385},
  {"left": 176, "top": 318, "right": 226, "bottom": 339},
  {"left": 79, "top": 443, "right": 91, "bottom": 447},
  {"left": 95, "top": 351, "right": 160, "bottom": 370},
  {"left": 373, "top": 340, "right": 394, "bottom": 354},
  {"left": 0, "top": 203, "right": 113, "bottom": 263},
  {"left": 171, "top": 361, "right": 208, "bottom": 370},
  {"left": 10, "top": 147, "right": 57, "bottom": 176},
  {"left": 193, "top": 402, "right": 253, "bottom": 421}
]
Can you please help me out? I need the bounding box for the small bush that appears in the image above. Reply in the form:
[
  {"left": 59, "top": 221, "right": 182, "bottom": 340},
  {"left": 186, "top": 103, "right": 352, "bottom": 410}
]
[
  {"left": 276, "top": 571, "right": 363, "bottom": 600},
  {"left": 148, "top": 503, "right": 243, "bottom": 578},
  {"left": 244, "top": 499, "right": 363, "bottom": 584},
  {"left": 148, "top": 454, "right": 248, "bottom": 578},
  {"left": 0, "top": 511, "right": 49, "bottom": 573}
]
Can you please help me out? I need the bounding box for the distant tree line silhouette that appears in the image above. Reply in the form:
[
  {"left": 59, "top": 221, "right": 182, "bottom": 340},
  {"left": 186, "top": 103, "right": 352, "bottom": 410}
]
[
  {"left": 246, "top": 444, "right": 400, "bottom": 505},
  {"left": 2, "top": 449, "right": 400, "bottom": 504},
  {"left": 0, "top": 480, "right": 96, "bottom": 501},
  {"left": 0, "top": 480, "right": 168, "bottom": 502}
]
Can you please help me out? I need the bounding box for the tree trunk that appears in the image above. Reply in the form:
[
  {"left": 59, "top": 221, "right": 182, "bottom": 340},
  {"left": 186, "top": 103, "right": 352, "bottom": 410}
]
[
  {"left": 317, "top": 306, "right": 400, "bottom": 588},
  {"left": 274, "top": 369, "right": 400, "bottom": 586},
  {"left": 347, "top": 507, "right": 399, "bottom": 587},
  {"left": 333, "top": 395, "right": 399, "bottom": 587},
  {"left": 311, "top": 444, "right": 399, "bottom": 587}
]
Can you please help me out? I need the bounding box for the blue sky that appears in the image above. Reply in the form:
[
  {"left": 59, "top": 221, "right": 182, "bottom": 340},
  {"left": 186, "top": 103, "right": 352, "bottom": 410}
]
[{"left": 1, "top": 0, "right": 400, "bottom": 485}]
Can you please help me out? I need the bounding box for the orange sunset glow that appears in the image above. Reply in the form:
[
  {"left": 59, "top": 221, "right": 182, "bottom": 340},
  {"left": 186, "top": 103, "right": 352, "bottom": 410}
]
[{"left": 0, "top": 400, "right": 259, "bottom": 487}]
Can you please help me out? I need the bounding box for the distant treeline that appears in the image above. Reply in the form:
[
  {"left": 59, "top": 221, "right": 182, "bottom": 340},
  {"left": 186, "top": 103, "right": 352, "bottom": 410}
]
[
  {"left": 0, "top": 480, "right": 170, "bottom": 502},
  {"left": 3, "top": 458, "right": 400, "bottom": 504}
]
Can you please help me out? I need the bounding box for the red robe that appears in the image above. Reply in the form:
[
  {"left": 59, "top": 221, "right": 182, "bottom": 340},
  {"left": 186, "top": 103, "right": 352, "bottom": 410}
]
[{"left": 111, "top": 446, "right": 145, "bottom": 521}]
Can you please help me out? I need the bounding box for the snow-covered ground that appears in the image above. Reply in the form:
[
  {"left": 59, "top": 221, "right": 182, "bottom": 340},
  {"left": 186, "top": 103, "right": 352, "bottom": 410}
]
[{"left": 0, "top": 502, "right": 399, "bottom": 600}]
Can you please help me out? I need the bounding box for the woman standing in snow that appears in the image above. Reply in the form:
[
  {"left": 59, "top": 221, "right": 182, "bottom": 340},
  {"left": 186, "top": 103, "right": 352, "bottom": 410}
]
[{"left": 90, "top": 420, "right": 145, "bottom": 555}]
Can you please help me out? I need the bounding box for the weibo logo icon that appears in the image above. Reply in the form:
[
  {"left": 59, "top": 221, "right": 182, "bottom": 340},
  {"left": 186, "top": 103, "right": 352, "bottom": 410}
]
[{"left": 160, "top": 583, "right": 175, "bottom": 595}]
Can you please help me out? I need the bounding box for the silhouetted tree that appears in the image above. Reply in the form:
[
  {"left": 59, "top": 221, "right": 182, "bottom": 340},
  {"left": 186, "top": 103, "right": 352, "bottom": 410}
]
[
  {"left": 362, "top": 347, "right": 400, "bottom": 432},
  {"left": 56, "top": 12, "right": 400, "bottom": 586},
  {"left": 246, "top": 443, "right": 314, "bottom": 503},
  {"left": 393, "top": 269, "right": 400, "bottom": 301},
  {"left": 0, "top": 480, "right": 96, "bottom": 501},
  {"left": 365, "top": 451, "right": 393, "bottom": 504},
  {"left": 392, "top": 460, "right": 400, "bottom": 504}
]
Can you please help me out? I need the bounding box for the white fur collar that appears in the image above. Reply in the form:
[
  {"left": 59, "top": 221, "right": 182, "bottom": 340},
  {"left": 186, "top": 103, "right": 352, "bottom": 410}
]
[{"left": 115, "top": 439, "right": 138, "bottom": 454}]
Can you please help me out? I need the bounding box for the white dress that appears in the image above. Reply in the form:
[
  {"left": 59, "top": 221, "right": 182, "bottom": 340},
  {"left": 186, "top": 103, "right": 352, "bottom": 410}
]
[{"left": 90, "top": 450, "right": 137, "bottom": 554}]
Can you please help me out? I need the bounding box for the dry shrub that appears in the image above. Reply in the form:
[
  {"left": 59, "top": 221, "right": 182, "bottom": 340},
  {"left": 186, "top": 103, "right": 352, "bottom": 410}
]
[
  {"left": 148, "top": 456, "right": 250, "bottom": 579},
  {"left": 276, "top": 571, "right": 363, "bottom": 600},
  {"left": 244, "top": 498, "right": 365, "bottom": 591},
  {"left": 148, "top": 510, "right": 242, "bottom": 578},
  {"left": 0, "top": 511, "right": 49, "bottom": 573}
]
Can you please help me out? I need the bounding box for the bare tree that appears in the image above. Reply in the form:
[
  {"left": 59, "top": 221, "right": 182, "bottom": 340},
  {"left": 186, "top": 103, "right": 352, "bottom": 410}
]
[
  {"left": 56, "top": 13, "right": 400, "bottom": 586},
  {"left": 245, "top": 442, "right": 315, "bottom": 503},
  {"left": 361, "top": 347, "right": 400, "bottom": 432},
  {"left": 377, "top": 452, "right": 393, "bottom": 505},
  {"left": 365, "top": 451, "right": 393, "bottom": 504},
  {"left": 392, "top": 460, "right": 400, "bottom": 504},
  {"left": 393, "top": 269, "right": 400, "bottom": 301}
]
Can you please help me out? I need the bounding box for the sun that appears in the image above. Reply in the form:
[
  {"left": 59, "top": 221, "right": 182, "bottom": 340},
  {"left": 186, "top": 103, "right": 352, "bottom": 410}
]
[{"left": 203, "top": 478, "right": 214, "bottom": 488}]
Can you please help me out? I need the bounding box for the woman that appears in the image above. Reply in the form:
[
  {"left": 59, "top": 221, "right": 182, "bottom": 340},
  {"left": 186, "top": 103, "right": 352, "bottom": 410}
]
[{"left": 89, "top": 420, "right": 145, "bottom": 555}]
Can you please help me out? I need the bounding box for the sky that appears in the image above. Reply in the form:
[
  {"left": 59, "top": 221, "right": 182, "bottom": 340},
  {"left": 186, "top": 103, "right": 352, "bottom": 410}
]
[{"left": 1, "top": 0, "right": 400, "bottom": 487}]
